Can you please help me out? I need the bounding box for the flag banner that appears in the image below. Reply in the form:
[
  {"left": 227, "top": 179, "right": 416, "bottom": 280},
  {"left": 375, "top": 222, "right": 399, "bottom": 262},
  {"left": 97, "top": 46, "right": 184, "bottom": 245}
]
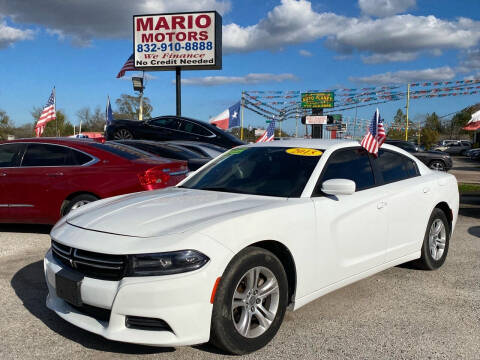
[
  {"left": 210, "top": 102, "right": 240, "bottom": 129},
  {"left": 35, "top": 88, "right": 56, "bottom": 137},
  {"left": 116, "top": 54, "right": 136, "bottom": 78},
  {"left": 360, "top": 108, "right": 386, "bottom": 156},
  {"left": 256, "top": 119, "right": 276, "bottom": 143},
  {"left": 106, "top": 96, "right": 114, "bottom": 125}
]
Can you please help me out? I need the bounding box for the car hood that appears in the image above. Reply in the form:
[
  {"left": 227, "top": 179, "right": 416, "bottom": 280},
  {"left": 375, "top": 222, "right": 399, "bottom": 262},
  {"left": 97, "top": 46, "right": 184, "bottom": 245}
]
[{"left": 66, "top": 187, "right": 282, "bottom": 238}]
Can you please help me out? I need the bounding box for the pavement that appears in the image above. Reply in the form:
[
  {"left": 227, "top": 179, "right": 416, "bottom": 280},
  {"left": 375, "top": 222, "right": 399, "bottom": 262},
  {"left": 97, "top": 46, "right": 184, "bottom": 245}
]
[
  {"left": 449, "top": 156, "right": 480, "bottom": 184},
  {"left": 0, "top": 199, "right": 479, "bottom": 360}
]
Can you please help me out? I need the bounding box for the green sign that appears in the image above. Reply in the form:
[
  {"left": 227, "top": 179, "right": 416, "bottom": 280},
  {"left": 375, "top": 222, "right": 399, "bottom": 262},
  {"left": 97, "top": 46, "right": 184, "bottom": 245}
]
[{"left": 301, "top": 92, "right": 334, "bottom": 109}]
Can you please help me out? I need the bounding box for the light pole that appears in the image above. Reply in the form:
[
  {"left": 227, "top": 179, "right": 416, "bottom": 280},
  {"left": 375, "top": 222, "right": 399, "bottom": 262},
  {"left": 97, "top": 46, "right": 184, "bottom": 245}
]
[{"left": 132, "top": 76, "right": 144, "bottom": 121}]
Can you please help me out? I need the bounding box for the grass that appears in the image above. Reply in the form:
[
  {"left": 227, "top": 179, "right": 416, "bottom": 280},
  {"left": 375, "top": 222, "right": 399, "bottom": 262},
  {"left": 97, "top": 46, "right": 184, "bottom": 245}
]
[{"left": 458, "top": 183, "right": 480, "bottom": 194}]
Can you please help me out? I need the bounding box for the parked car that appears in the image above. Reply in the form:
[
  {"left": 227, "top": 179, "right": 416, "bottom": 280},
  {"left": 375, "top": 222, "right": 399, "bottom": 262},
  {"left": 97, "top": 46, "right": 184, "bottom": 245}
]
[
  {"left": 111, "top": 140, "right": 211, "bottom": 171},
  {"left": 45, "top": 140, "right": 458, "bottom": 354},
  {"left": 384, "top": 140, "right": 453, "bottom": 171},
  {"left": 0, "top": 139, "right": 187, "bottom": 224},
  {"left": 442, "top": 141, "right": 472, "bottom": 155},
  {"left": 105, "top": 116, "right": 244, "bottom": 149},
  {"left": 166, "top": 140, "right": 227, "bottom": 158},
  {"left": 466, "top": 147, "right": 480, "bottom": 160}
]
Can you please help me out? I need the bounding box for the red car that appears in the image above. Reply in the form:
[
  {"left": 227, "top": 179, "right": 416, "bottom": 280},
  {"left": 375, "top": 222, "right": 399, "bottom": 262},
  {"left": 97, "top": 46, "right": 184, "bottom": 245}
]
[{"left": 0, "top": 138, "right": 188, "bottom": 224}]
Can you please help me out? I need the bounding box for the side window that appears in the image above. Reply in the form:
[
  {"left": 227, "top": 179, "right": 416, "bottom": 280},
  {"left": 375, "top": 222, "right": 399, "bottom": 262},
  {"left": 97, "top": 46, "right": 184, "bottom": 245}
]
[
  {"left": 22, "top": 144, "right": 72, "bottom": 167},
  {"left": 71, "top": 149, "right": 94, "bottom": 165},
  {"left": 0, "top": 143, "right": 24, "bottom": 167},
  {"left": 150, "top": 118, "right": 180, "bottom": 130},
  {"left": 376, "top": 150, "right": 419, "bottom": 184},
  {"left": 179, "top": 121, "right": 212, "bottom": 136},
  {"left": 315, "top": 148, "right": 375, "bottom": 194}
]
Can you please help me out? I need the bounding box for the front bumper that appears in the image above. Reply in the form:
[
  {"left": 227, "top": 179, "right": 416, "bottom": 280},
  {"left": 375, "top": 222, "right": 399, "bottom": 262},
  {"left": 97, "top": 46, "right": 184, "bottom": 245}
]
[{"left": 44, "top": 249, "right": 218, "bottom": 346}]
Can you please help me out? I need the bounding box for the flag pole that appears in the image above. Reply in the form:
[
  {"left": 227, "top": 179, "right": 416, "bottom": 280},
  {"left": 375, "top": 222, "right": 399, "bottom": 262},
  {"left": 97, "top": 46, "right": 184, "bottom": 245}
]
[
  {"left": 405, "top": 83, "right": 410, "bottom": 141},
  {"left": 240, "top": 91, "right": 245, "bottom": 141},
  {"left": 54, "top": 87, "right": 58, "bottom": 136}
]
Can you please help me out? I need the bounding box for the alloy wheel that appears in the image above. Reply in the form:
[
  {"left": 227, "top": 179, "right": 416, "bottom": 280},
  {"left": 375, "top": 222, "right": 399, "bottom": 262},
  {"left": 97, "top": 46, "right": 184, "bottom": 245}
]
[
  {"left": 430, "top": 161, "right": 445, "bottom": 171},
  {"left": 70, "top": 200, "right": 91, "bottom": 210},
  {"left": 429, "top": 219, "right": 446, "bottom": 261},
  {"left": 231, "top": 266, "right": 280, "bottom": 338},
  {"left": 114, "top": 129, "right": 133, "bottom": 140}
]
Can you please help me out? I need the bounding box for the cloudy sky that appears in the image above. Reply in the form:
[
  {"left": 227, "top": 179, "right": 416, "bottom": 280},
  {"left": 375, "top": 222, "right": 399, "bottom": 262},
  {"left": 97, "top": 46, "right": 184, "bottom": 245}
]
[{"left": 2, "top": 0, "right": 480, "bottom": 133}]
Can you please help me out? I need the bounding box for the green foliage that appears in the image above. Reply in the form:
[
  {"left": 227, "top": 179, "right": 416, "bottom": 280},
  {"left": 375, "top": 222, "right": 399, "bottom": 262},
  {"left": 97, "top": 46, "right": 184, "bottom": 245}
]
[
  {"left": 0, "top": 109, "right": 14, "bottom": 140},
  {"left": 114, "top": 94, "right": 153, "bottom": 120},
  {"left": 424, "top": 112, "right": 443, "bottom": 133},
  {"left": 420, "top": 127, "right": 439, "bottom": 149},
  {"left": 458, "top": 183, "right": 480, "bottom": 194}
]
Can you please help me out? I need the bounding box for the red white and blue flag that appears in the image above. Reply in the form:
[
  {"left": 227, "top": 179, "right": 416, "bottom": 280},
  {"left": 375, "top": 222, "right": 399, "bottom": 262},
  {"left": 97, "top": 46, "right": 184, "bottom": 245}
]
[
  {"left": 360, "top": 108, "right": 386, "bottom": 156},
  {"left": 256, "top": 119, "right": 276, "bottom": 143},
  {"left": 210, "top": 102, "right": 241, "bottom": 130},
  {"left": 116, "top": 54, "right": 136, "bottom": 78},
  {"left": 35, "top": 88, "right": 56, "bottom": 137}
]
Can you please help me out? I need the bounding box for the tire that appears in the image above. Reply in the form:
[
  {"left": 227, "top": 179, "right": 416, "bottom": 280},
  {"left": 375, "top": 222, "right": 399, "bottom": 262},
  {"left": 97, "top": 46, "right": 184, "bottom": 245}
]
[
  {"left": 63, "top": 194, "right": 99, "bottom": 216},
  {"left": 429, "top": 160, "right": 446, "bottom": 171},
  {"left": 210, "top": 247, "right": 288, "bottom": 355},
  {"left": 413, "top": 208, "right": 450, "bottom": 270},
  {"left": 113, "top": 128, "right": 133, "bottom": 140}
]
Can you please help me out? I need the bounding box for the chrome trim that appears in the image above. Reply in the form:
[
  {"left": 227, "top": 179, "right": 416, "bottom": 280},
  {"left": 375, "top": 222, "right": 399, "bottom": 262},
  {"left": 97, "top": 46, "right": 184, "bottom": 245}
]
[
  {"left": 0, "top": 204, "right": 8, "bottom": 207},
  {"left": 8, "top": 204, "right": 34, "bottom": 208},
  {"left": 74, "top": 253, "right": 124, "bottom": 265},
  {"left": 73, "top": 259, "right": 123, "bottom": 270},
  {"left": 52, "top": 242, "right": 71, "bottom": 256}
]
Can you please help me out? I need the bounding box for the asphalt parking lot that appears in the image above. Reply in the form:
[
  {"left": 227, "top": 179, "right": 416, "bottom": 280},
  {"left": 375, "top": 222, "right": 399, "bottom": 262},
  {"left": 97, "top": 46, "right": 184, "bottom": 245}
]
[
  {"left": 0, "top": 198, "right": 479, "bottom": 360},
  {"left": 450, "top": 155, "right": 480, "bottom": 184}
]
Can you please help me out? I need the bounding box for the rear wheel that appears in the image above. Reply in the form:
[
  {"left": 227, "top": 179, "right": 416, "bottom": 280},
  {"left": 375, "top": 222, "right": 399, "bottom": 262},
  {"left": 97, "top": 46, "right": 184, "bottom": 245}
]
[
  {"left": 413, "top": 208, "right": 450, "bottom": 270},
  {"left": 210, "top": 247, "right": 288, "bottom": 355},
  {"left": 113, "top": 128, "right": 133, "bottom": 140},
  {"left": 63, "top": 194, "right": 99, "bottom": 216},
  {"left": 429, "top": 160, "right": 446, "bottom": 171}
]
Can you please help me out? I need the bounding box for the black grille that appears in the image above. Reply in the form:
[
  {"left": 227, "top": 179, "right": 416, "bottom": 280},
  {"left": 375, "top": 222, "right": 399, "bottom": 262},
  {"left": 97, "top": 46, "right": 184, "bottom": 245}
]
[
  {"left": 125, "top": 316, "right": 173, "bottom": 332},
  {"left": 51, "top": 240, "right": 127, "bottom": 281}
]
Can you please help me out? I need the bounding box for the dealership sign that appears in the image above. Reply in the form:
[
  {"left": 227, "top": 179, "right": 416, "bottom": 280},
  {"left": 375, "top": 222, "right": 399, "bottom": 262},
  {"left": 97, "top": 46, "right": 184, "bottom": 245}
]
[
  {"left": 305, "top": 115, "right": 327, "bottom": 125},
  {"left": 301, "top": 92, "right": 335, "bottom": 109},
  {"left": 133, "top": 11, "right": 222, "bottom": 71}
]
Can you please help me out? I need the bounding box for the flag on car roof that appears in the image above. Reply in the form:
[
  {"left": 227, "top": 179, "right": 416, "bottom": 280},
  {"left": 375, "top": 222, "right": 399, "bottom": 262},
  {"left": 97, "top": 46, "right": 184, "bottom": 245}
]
[
  {"left": 116, "top": 54, "right": 136, "bottom": 78},
  {"left": 256, "top": 119, "right": 276, "bottom": 143},
  {"left": 35, "top": 87, "right": 56, "bottom": 137},
  {"left": 106, "top": 96, "right": 114, "bottom": 126},
  {"left": 209, "top": 102, "right": 241, "bottom": 130},
  {"left": 360, "top": 108, "right": 386, "bottom": 156}
]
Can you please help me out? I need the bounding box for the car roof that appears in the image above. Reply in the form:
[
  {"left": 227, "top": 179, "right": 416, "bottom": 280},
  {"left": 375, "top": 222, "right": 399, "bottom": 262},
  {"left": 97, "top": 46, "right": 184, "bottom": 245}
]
[
  {"left": 2, "top": 137, "right": 96, "bottom": 145},
  {"left": 246, "top": 139, "right": 360, "bottom": 150}
]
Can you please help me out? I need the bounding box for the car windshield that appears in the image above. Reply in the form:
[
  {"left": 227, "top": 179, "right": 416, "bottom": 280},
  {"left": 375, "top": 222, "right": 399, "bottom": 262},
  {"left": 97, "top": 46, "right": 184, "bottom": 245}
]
[{"left": 180, "top": 146, "right": 323, "bottom": 197}]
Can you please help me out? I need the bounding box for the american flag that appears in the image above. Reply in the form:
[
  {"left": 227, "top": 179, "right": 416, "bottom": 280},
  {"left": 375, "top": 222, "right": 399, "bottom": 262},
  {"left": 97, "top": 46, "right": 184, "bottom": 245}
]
[
  {"left": 116, "top": 54, "right": 136, "bottom": 78},
  {"left": 35, "top": 88, "right": 56, "bottom": 137},
  {"left": 360, "top": 108, "right": 386, "bottom": 156},
  {"left": 256, "top": 119, "right": 276, "bottom": 142}
]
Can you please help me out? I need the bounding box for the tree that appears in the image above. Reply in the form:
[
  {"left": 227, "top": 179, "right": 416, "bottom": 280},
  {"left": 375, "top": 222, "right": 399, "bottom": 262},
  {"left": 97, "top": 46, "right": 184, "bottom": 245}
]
[
  {"left": 424, "top": 112, "right": 443, "bottom": 133},
  {"left": 76, "top": 106, "right": 106, "bottom": 132},
  {"left": 31, "top": 107, "right": 74, "bottom": 137},
  {"left": 114, "top": 94, "right": 153, "bottom": 120},
  {"left": 420, "top": 128, "right": 439, "bottom": 150},
  {"left": 0, "top": 109, "right": 14, "bottom": 140},
  {"left": 387, "top": 108, "right": 406, "bottom": 140}
]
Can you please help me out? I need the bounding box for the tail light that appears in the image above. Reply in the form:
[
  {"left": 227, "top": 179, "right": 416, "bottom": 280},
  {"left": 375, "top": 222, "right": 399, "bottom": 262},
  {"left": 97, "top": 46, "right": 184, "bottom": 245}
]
[{"left": 138, "top": 163, "right": 188, "bottom": 190}]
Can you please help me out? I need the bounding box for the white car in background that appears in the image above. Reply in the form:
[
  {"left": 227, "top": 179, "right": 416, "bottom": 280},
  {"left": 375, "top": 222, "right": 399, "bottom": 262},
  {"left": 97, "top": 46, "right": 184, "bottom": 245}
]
[{"left": 44, "top": 140, "right": 459, "bottom": 354}]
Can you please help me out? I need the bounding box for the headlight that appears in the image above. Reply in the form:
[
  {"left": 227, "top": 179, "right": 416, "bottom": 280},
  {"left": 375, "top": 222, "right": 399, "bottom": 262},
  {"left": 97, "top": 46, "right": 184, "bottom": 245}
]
[{"left": 127, "top": 250, "right": 209, "bottom": 276}]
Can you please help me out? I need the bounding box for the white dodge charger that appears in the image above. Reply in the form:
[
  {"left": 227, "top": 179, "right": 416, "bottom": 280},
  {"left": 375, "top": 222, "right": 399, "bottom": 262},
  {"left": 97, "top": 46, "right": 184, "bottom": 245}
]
[{"left": 44, "top": 139, "right": 459, "bottom": 354}]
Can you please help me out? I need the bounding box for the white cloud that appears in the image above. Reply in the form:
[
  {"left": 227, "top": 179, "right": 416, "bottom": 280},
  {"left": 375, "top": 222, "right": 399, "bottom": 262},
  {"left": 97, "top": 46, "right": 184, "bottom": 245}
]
[
  {"left": 299, "top": 49, "right": 312, "bottom": 57},
  {"left": 0, "top": 19, "right": 33, "bottom": 48},
  {"left": 457, "top": 48, "right": 480, "bottom": 73},
  {"left": 358, "top": 0, "right": 415, "bottom": 17},
  {"left": 180, "top": 73, "right": 298, "bottom": 86},
  {"left": 349, "top": 66, "right": 456, "bottom": 84},
  {"left": 361, "top": 52, "right": 418, "bottom": 64},
  {"left": 0, "top": 0, "right": 230, "bottom": 46}
]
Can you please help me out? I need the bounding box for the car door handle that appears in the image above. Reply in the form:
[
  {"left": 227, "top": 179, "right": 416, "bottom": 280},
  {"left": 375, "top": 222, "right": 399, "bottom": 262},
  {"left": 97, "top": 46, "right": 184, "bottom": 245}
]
[
  {"left": 0, "top": 172, "right": 6, "bottom": 177},
  {"left": 377, "top": 201, "right": 387, "bottom": 209},
  {"left": 47, "top": 172, "right": 64, "bottom": 176},
  {"left": 423, "top": 187, "right": 430, "bottom": 193}
]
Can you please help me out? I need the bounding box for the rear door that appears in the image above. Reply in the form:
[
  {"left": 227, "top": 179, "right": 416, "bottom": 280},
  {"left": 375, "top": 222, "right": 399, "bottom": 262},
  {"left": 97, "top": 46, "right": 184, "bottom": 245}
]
[
  {"left": 372, "top": 149, "right": 433, "bottom": 261},
  {"left": 0, "top": 143, "right": 26, "bottom": 220},
  {"left": 311, "top": 147, "right": 388, "bottom": 284}
]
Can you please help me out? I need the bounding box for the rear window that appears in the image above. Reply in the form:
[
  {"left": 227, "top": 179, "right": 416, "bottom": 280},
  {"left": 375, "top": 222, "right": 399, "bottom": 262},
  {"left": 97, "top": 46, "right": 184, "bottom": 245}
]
[
  {"left": 179, "top": 121, "right": 213, "bottom": 136},
  {"left": 376, "top": 150, "right": 419, "bottom": 183},
  {"left": 90, "top": 142, "right": 152, "bottom": 160},
  {"left": 0, "top": 143, "right": 24, "bottom": 167}
]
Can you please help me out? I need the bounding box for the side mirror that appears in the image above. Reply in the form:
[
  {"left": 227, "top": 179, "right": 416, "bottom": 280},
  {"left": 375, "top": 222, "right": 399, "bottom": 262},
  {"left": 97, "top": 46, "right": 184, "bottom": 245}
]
[{"left": 321, "top": 179, "right": 356, "bottom": 196}]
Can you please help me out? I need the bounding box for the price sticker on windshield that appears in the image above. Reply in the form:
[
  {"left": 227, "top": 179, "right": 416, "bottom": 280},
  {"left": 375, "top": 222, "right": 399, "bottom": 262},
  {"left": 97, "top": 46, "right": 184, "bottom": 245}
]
[{"left": 286, "top": 148, "right": 323, "bottom": 156}]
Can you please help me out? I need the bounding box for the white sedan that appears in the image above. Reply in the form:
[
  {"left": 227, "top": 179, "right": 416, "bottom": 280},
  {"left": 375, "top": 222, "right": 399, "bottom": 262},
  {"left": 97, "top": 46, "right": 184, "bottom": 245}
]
[{"left": 44, "top": 139, "right": 459, "bottom": 354}]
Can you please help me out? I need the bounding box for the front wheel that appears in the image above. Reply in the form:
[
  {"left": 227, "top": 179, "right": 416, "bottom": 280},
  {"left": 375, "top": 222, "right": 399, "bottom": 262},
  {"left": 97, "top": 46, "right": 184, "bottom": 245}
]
[
  {"left": 210, "top": 247, "right": 288, "bottom": 355},
  {"left": 113, "top": 128, "right": 133, "bottom": 140},
  {"left": 413, "top": 208, "right": 450, "bottom": 270},
  {"left": 62, "top": 194, "right": 99, "bottom": 216},
  {"left": 429, "top": 160, "right": 446, "bottom": 171}
]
